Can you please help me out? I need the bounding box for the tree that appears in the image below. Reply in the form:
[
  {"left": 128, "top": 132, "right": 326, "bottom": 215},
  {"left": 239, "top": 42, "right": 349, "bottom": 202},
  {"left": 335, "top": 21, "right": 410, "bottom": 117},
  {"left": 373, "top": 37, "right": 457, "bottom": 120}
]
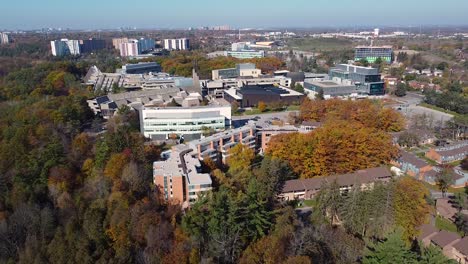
[
  {"left": 316, "top": 180, "right": 343, "bottom": 226},
  {"left": 435, "top": 166, "right": 455, "bottom": 198},
  {"left": 393, "top": 177, "right": 430, "bottom": 242},
  {"left": 419, "top": 244, "right": 457, "bottom": 264},
  {"left": 454, "top": 212, "right": 468, "bottom": 237},
  {"left": 395, "top": 83, "right": 407, "bottom": 97},
  {"left": 294, "top": 83, "right": 304, "bottom": 94},
  {"left": 315, "top": 89, "right": 324, "bottom": 100},
  {"left": 397, "top": 131, "right": 420, "bottom": 148},
  {"left": 362, "top": 228, "right": 417, "bottom": 264},
  {"left": 258, "top": 101, "right": 267, "bottom": 112},
  {"left": 358, "top": 59, "right": 369, "bottom": 67},
  {"left": 461, "top": 156, "right": 468, "bottom": 171},
  {"left": 231, "top": 101, "right": 239, "bottom": 114}
]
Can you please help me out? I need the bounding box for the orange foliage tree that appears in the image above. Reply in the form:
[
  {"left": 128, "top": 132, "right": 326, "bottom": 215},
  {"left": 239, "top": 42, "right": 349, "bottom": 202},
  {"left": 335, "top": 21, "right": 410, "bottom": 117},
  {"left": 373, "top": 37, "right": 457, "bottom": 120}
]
[{"left": 267, "top": 120, "right": 399, "bottom": 178}]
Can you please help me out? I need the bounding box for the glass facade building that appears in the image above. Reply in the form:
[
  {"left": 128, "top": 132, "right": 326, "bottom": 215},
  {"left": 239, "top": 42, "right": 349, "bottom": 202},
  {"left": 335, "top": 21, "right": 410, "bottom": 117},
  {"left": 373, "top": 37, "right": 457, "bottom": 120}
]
[{"left": 355, "top": 46, "right": 393, "bottom": 63}]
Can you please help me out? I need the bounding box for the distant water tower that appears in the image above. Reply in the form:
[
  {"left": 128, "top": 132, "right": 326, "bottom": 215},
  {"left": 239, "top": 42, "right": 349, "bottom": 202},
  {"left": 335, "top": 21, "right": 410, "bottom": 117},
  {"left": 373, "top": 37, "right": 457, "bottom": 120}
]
[{"left": 374, "top": 28, "right": 380, "bottom": 37}]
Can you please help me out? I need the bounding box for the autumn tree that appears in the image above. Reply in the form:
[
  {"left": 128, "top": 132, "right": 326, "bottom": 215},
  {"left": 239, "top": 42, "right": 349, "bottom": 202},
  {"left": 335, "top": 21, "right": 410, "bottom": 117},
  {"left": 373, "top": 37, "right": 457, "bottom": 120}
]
[
  {"left": 258, "top": 101, "right": 267, "bottom": 112},
  {"left": 393, "top": 177, "right": 431, "bottom": 242}
]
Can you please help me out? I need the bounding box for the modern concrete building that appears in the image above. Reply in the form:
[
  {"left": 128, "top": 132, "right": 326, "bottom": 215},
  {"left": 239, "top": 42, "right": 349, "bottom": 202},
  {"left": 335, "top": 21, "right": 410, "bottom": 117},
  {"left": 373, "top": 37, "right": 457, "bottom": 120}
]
[
  {"left": 153, "top": 145, "right": 212, "bottom": 205},
  {"left": 329, "top": 64, "right": 385, "bottom": 95},
  {"left": 139, "top": 100, "right": 232, "bottom": 141},
  {"left": 188, "top": 123, "right": 257, "bottom": 163},
  {"left": 50, "top": 39, "right": 80, "bottom": 56},
  {"left": 164, "top": 38, "right": 190, "bottom": 50},
  {"left": 304, "top": 80, "right": 362, "bottom": 99},
  {"left": 279, "top": 166, "right": 393, "bottom": 201},
  {"left": 225, "top": 50, "right": 265, "bottom": 59},
  {"left": 355, "top": 45, "right": 393, "bottom": 63},
  {"left": 87, "top": 88, "right": 183, "bottom": 118},
  {"left": 224, "top": 84, "right": 304, "bottom": 108},
  {"left": 212, "top": 63, "right": 261, "bottom": 80},
  {"left": 122, "top": 62, "right": 161, "bottom": 74}
]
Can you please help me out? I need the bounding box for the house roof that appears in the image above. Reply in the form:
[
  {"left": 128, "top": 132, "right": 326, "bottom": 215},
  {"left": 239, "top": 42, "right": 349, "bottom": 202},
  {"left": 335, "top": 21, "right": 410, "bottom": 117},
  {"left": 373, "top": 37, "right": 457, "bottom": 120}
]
[
  {"left": 453, "top": 237, "right": 468, "bottom": 256},
  {"left": 398, "top": 150, "right": 429, "bottom": 169},
  {"left": 430, "top": 230, "right": 460, "bottom": 248},
  {"left": 281, "top": 166, "right": 392, "bottom": 193},
  {"left": 417, "top": 224, "right": 438, "bottom": 240}
]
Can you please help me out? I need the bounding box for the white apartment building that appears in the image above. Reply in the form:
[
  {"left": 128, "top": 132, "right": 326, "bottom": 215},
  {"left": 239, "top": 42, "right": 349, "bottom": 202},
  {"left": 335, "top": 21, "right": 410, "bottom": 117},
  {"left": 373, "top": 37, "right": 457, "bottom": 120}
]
[
  {"left": 120, "top": 41, "right": 139, "bottom": 57},
  {"left": 163, "top": 38, "right": 190, "bottom": 50},
  {"left": 0, "top": 33, "right": 9, "bottom": 44},
  {"left": 50, "top": 39, "right": 80, "bottom": 56}
]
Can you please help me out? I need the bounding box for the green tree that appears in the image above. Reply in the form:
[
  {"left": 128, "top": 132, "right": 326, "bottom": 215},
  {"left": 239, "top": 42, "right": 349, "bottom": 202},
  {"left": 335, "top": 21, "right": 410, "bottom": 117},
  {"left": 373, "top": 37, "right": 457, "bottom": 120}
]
[
  {"left": 395, "top": 82, "right": 407, "bottom": 97},
  {"left": 362, "top": 229, "right": 417, "bottom": 264},
  {"left": 419, "top": 244, "right": 457, "bottom": 264},
  {"left": 294, "top": 83, "right": 304, "bottom": 94},
  {"left": 315, "top": 89, "right": 324, "bottom": 100},
  {"left": 435, "top": 167, "right": 455, "bottom": 198}
]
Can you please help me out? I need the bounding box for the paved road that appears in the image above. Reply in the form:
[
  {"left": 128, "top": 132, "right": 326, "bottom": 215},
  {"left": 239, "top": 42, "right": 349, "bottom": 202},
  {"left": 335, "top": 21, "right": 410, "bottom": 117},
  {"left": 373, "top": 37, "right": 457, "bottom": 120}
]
[{"left": 232, "top": 110, "right": 299, "bottom": 128}]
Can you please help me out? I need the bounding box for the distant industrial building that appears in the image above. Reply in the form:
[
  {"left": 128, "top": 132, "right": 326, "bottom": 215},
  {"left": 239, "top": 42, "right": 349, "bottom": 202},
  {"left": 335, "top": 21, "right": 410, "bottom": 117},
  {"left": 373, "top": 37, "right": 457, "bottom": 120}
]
[
  {"left": 329, "top": 64, "right": 385, "bottom": 95},
  {"left": 355, "top": 45, "right": 393, "bottom": 63},
  {"left": 154, "top": 145, "right": 212, "bottom": 205},
  {"left": 224, "top": 84, "right": 304, "bottom": 108},
  {"left": 163, "top": 38, "right": 190, "bottom": 50},
  {"left": 0, "top": 32, "right": 9, "bottom": 44},
  {"left": 212, "top": 63, "right": 261, "bottom": 80},
  {"left": 79, "top": 38, "right": 106, "bottom": 53},
  {"left": 50, "top": 39, "right": 80, "bottom": 56},
  {"left": 122, "top": 62, "right": 161, "bottom": 74},
  {"left": 225, "top": 50, "right": 265, "bottom": 59}
]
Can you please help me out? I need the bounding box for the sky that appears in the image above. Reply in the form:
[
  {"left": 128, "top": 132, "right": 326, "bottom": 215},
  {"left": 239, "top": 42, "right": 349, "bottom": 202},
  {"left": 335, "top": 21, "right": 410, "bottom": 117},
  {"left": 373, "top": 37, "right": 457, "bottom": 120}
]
[{"left": 1, "top": 0, "right": 468, "bottom": 30}]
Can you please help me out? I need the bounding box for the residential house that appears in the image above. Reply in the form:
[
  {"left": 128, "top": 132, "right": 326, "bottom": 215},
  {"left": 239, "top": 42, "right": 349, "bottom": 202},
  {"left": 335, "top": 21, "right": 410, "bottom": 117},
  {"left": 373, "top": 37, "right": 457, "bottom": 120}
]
[
  {"left": 418, "top": 224, "right": 439, "bottom": 247},
  {"left": 430, "top": 230, "right": 461, "bottom": 260},
  {"left": 426, "top": 141, "right": 468, "bottom": 164},
  {"left": 279, "top": 166, "right": 392, "bottom": 201},
  {"left": 452, "top": 237, "right": 468, "bottom": 264},
  {"left": 392, "top": 150, "right": 433, "bottom": 179}
]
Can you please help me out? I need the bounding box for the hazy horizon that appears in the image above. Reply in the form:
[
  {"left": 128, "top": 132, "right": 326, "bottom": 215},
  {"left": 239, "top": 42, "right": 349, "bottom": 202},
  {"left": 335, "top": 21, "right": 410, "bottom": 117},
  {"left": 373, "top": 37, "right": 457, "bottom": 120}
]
[{"left": 2, "top": 0, "right": 468, "bottom": 30}]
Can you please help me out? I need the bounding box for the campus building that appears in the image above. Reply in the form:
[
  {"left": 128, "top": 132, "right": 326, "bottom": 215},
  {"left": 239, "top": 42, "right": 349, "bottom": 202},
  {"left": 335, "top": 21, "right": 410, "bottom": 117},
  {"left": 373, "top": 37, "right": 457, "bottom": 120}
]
[
  {"left": 212, "top": 63, "right": 261, "bottom": 80},
  {"left": 224, "top": 84, "right": 304, "bottom": 108},
  {"left": 224, "top": 50, "right": 265, "bottom": 59},
  {"left": 355, "top": 45, "right": 393, "bottom": 63},
  {"left": 329, "top": 64, "right": 385, "bottom": 95},
  {"left": 153, "top": 145, "right": 212, "bottom": 205},
  {"left": 121, "top": 62, "right": 161, "bottom": 74},
  {"left": 139, "top": 100, "right": 232, "bottom": 141},
  {"left": 188, "top": 123, "right": 257, "bottom": 163},
  {"left": 303, "top": 80, "right": 363, "bottom": 99}
]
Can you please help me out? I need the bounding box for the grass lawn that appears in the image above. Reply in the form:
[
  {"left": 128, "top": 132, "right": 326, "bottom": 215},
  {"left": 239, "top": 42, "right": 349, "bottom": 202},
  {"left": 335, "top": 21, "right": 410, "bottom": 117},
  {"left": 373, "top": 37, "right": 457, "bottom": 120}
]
[
  {"left": 286, "top": 38, "right": 354, "bottom": 52},
  {"left": 236, "top": 105, "right": 300, "bottom": 116},
  {"left": 435, "top": 215, "right": 460, "bottom": 234},
  {"left": 419, "top": 103, "right": 459, "bottom": 117}
]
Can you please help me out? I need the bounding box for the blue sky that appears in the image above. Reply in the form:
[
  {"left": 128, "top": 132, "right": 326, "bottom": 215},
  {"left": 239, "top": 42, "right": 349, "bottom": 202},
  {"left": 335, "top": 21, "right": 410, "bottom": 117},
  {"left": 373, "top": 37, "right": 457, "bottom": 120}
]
[{"left": 2, "top": 0, "right": 468, "bottom": 29}]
